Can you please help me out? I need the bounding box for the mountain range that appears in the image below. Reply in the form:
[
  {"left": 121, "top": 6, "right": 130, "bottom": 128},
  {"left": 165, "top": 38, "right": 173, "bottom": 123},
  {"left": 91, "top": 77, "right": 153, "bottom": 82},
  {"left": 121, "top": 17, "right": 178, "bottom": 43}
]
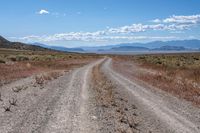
[
  {"left": 79, "top": 40, "right": 200, "bottom": 52},
  {"left": 1, "top": 35, "right": 200, "bottom": 53}
]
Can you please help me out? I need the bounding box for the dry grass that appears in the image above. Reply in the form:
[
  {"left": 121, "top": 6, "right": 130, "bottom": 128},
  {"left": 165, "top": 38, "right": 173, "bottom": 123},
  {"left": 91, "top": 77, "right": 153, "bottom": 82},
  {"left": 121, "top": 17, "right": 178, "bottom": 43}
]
[
  {"left": 0, "top": 49, "right": 100, "bottom": 86},
  {"left": 0, "top": 62, "right": 39, "bottom": 85},
  {"left": 134, "top": 53, "right": 200, "bottom": 82},
  {"left": 112, "top": 53, "right": 200, "bottom": 106},
  {"left": 35, "top": 71, "right": 62, "bottom": 86}
]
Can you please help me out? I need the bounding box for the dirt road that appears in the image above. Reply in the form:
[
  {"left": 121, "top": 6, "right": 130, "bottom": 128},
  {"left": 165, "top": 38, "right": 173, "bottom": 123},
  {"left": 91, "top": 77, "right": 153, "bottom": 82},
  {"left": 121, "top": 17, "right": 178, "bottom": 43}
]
[
  {"left": 0, "top": 58, "right": 200, "bottom": 133},
  {"left": 0, "top": 59, "right": 103, "bottom": 133},
  {"left": 101, "top": 58, "right": 200, "bottom": 133}
]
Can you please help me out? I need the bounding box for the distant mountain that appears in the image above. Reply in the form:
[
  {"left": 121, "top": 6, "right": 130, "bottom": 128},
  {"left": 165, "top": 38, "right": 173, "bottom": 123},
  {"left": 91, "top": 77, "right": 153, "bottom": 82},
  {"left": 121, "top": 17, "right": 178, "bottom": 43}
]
[
  {"left": 117, "top": 40, "right": 200, "bottom": 49},
  {"left": 49, "top": 46, "right": 84, "bottom": 52},
  {"left": 110, "top": 46, "right": 149, "bottom": 51},
  {"left": 32, "top": 42, "right": 47, "bottom": 48},
  {"left": 97, "top": 45, "right": 190, "bottom": 52},
  {"left": 77, "top": 45, "right": 116, "bottom": 52},
  {"left": 79, "top": 39, "right": 200, "bottom": 53},
  {"left": 0, "top": 36, "right": 50, "bottom": 51},
  {"left": 1, "top": 35, "right": 200, "bottom": 53},
  {"left": 32, "top": 43, "right": 84, "bottom": 52},
  {"left": 153, "top": 45, "right": 186, "bottom": 51}
]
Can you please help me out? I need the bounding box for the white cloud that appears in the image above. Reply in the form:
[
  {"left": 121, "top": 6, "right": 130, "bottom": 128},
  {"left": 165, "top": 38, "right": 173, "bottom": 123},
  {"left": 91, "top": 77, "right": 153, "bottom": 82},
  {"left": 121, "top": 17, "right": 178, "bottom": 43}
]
[
  {"left": 152, "top": 14, "right": 200, "bottom": 25},
  {"left": 15, "top": 31, "right": 177, "bottom": 43},
  {"left": 108, "top": 24, "right": 146, "bottom": 33},
  {"left": 38, "top": 9, "right": 49, "bottom": 15},
  {"left": 13, "top": 23, "right": 191, "bottom": 42},
  {"left": 13, "top": 14, "right": 200, "bottom": 44},
  {"left": 151, "top": 19, "right": 161, "bottom": 23},
  {"left": 16, "top": 31, "right": 106, "bottom": 42},
  {"left": 163, "top": 14, "right": 200, "bottom": 24},
  {"left": 107, "top": 23, "right": 190, "bottom": 34},
  {"left": 109, "top": 15, "right": 200, "bottom": 34}
]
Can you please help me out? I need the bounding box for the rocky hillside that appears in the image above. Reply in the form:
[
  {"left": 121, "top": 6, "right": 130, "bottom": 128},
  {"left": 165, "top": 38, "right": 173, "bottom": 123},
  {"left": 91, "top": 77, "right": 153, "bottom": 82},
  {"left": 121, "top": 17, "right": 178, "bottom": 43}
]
[{"left": 0, "top": 36, "right": 50, "bottom": 51}]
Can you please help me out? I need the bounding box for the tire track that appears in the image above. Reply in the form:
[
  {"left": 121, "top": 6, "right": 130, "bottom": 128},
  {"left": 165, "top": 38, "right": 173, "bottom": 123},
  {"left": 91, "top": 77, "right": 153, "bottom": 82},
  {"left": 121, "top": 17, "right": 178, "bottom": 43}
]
[{"left": 42, "top": 59, "right": 105, "bottom": 133}]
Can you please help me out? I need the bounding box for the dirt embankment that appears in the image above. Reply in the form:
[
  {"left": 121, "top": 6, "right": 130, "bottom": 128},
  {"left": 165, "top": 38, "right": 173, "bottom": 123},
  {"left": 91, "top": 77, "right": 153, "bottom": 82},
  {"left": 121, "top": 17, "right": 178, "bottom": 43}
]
[{"left": 91, "top": 60, "right": 139, "bottom": 133}]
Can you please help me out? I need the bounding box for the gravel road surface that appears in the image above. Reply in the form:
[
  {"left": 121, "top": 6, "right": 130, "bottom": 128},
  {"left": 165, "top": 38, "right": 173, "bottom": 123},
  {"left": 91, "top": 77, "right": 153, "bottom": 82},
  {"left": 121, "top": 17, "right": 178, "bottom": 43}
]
[{"left": 0, "top": 58, "right": 200, "bottom": 133}]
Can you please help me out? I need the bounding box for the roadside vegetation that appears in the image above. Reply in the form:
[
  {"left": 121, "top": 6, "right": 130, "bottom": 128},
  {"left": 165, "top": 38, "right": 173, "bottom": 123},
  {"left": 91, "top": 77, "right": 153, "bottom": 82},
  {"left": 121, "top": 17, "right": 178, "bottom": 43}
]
[
  {"left": 112, "top": 53, "right": 200, "bottom": 106},
  {"left": 0, "top": 48, "right": 100, "bottom": 86}
]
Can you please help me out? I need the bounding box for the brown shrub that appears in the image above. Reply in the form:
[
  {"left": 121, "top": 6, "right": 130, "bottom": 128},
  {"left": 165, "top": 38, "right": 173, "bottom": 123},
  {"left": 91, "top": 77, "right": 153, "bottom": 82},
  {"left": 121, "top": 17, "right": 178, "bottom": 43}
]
[
  {"left": 35, "top": 75, "right": 45, "bottom": 85},
  {"left": 0, "top": 59, "right": 5, "bottom": 64},
  {"left": 48, "top": 71, "right": 62, "bottom": 79},
  {"left": 35, "top": 71, "right": 62, "bottom": 85}
]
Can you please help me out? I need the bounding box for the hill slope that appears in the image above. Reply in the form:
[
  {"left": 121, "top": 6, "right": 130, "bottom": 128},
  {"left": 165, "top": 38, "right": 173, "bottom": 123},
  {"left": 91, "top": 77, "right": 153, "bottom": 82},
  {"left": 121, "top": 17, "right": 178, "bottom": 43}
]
[
  {"left": 32, "top": 43, "right": 84, "bottom": 52},
  {"left": 0, "top": 36, "right": 50, "bottom": 51}
]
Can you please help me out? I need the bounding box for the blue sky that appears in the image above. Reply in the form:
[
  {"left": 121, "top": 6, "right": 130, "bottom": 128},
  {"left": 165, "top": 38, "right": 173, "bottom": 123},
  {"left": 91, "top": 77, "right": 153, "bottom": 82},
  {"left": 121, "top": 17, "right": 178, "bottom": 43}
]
[{"left": 0, "top": 0, "right": 200, "bottom": 47}]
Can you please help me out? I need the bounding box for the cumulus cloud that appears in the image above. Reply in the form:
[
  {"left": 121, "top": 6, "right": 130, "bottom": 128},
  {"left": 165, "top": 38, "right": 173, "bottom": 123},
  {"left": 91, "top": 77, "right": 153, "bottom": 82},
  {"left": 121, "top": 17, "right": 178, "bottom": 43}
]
[
  {"left": 14, "top": 23, "right": 190, "bottom": 42},
  {"left": 15, "top": 31, "right": 177, "bottom": 43},
  {"left": 107, "top": 23, "right": 191, "bottom": 34},
  {"left": 16, "top": 31, "right": 105, "bottom": 42},
  {"left": 108, "top": 24, "right": 146, "bottom": 33},
  {"left": 152, "top": 14, "right": 200, "bottom": 25},
  {"left": 163, "top": 14, "right": 200, "bottom": 24},
  {"left": 14, "top": 14, "right": 200, "bottom": 43},
  {"left": 110, "top": 14, "right": 200, "bottom": 34},
  {"left": 38, "top": 9, "right": 49, "bottom": 15}
]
